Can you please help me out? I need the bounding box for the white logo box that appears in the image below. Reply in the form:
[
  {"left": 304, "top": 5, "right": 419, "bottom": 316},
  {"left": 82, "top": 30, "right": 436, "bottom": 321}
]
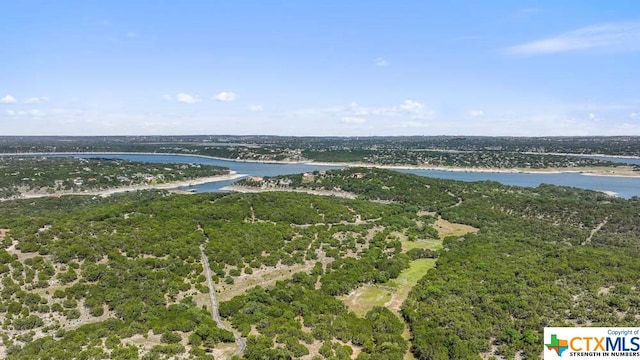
[{"left": 544, "top": 327, "right": 640, "bottom": 359}]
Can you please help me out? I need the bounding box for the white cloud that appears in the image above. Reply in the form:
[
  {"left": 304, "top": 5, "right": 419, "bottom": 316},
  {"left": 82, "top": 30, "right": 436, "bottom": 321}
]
[
  {"left": 214, "top": 91, "right": 236, "bottom": 102},
  {"left": 1, "top": 94, "right": 17, "bottom": 104},
  {"left": 249, "top": 105, "right": 263, "bottom": 112},
  {"left": 289, "top": 100, "right": 435, "bottom": 124},
  {"left": 398, "top": 100, "right": 424, "bottom": 111},
  {"left": 162, "top": 94, "right": 172, "bottom": 101},
  {"left": 24, "top": 96, "right": 49, "bottom": 104},
  {"left": 6, "top": 109, "right": 46, "bottom": 117},
  {"left": 630, "top": 112, "right": 639, "bottom": 118},
  {"left": 469, "top": 110, "right": 484, "bottom": 117},
  {"left": 341, "top": 116, "right": 366, "bottom": 124},
  {"left": 357, "top": 100, "right": 434, "bottom": 119},
  {"left": 588, "top": 112, "right": 599, "bottom": 120},
  {"left": 175, "top": 93, "right": 201, "bottom": 104},
  {"left": 375, "top": 57, "right": 389, "bottom": 67},
  {"left": 505, "top": 22, "right": 640, "bottom": 55}
]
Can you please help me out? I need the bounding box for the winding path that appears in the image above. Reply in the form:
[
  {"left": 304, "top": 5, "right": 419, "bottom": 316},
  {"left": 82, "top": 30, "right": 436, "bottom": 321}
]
[
  {"left": 582, "top": 218, "right": 608, "bottom": 245},
  {"left": 199, "top": 244, "right": 246, "bottom": 358}
]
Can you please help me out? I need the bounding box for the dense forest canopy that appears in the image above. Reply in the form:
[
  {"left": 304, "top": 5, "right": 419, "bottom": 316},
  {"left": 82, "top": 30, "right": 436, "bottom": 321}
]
[{"left": 0, "top": 164, "right": 638, "bottom": 359}]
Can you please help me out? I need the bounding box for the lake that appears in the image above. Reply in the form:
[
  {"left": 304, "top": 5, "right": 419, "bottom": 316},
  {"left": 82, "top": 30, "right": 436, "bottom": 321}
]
[{"left": 66, "top": 153, "right": 640, "bottom": 199}]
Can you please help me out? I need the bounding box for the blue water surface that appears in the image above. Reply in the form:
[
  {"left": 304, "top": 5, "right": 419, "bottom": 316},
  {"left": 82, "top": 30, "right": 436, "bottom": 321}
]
[{"left": 64, "top": 153, "right": 640, "bottom": 198}]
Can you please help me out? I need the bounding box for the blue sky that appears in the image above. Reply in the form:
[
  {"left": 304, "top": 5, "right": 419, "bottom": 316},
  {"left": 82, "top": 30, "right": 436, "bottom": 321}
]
[{"left": 2, "top": 1, "right": 640, "bottom": 136}]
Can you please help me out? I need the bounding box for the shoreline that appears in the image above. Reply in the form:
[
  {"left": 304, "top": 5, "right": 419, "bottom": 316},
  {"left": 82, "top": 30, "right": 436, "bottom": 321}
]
[
  {"left": 1, "top": 172, "right": 246, "bottom": 201},
  {"left": 303, "top": 161, "right": 640, "bottom": 178},
  {"left": 0, "top": 151, "right": 638, "bottom": 178},
  {"left": 220, "top": 184, "right": 357, "bottom": 199}
]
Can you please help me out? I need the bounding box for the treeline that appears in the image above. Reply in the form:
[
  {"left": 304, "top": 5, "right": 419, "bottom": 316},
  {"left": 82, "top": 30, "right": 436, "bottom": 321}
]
[
  {"left": 2, "top": 135, "right": 640, "bottom": 165},
  {"left": 0, "top": 156, "right": 228, "bottom": 198},
  {"left": 302, "top": 149, "right": 619, "bottom": 169}
]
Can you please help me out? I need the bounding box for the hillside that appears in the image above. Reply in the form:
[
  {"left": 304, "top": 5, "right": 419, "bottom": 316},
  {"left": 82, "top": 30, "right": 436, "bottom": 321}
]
[
  {"left": 0, "top": 168, "right": 638, "bottom": 359},
  {"left": 0, "top": 156, "right": 230, "bottom": 200}
]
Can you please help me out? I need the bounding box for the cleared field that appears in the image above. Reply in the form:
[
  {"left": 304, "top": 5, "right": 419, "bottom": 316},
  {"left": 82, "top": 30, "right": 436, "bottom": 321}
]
[
  {"left": 341, "top": 258, "right": 437, "bottom": 317},
  {"left": 433, "top": 217, "right": 478, "bottom": 239},
  {"left": 401, "top": 238, "right": 441, "bottom": 252},
  {"left": 340, "top": 285, "right": 393, "bottom": 317}
]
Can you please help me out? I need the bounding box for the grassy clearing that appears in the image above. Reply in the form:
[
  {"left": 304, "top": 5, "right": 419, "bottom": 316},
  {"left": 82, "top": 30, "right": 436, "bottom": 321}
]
[
  {"left": 340, "top": 258, "right": 437, "bottom": 317},
  {"left": 388, "top": 259, "right": 436, "bottom": 293},
  {"left": 433, "top": 218, "right": 478, "bottom": 239},
  {"left": 401, "top": 238, "right": 441, "bottom": 252},
  {"left": 340, "top": 285, "right": 393, "bottom": 317},
  {"left": 399, "top": 217, "right": 477, "bottom": 253}
]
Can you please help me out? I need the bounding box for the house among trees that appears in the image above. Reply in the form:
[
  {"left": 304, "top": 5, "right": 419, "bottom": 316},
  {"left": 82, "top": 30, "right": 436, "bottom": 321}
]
[{"left": 279, "top": 178, "right": 293, "bottom": 186}]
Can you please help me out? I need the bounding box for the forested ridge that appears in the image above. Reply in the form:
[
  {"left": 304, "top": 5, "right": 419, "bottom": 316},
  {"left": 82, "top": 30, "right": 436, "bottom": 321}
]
[
  {"left": 0, "top": 156, "right": 229, "bottom": 199},
  {"left": 0, "top": 167, "right": 638, "bottom": 359}
]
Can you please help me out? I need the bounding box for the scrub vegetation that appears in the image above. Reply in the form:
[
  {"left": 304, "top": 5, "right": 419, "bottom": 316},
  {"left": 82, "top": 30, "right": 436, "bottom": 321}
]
[{"left": 0, "top": 164, "right": 638, "bottom": 359}]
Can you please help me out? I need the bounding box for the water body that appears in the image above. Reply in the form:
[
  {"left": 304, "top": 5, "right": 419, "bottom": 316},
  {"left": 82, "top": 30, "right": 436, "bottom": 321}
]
[{"left": 67, "top": 153, "right": 640, "bottom": 198}]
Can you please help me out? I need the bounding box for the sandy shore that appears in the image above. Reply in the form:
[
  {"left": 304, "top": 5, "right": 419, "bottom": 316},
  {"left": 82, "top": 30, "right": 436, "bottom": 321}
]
[
  {"left": 304, "top": 161, "right": 640, "bottom": 177},
  {"left": 1, "top": 172, "right": 246, "bottom": 201}
]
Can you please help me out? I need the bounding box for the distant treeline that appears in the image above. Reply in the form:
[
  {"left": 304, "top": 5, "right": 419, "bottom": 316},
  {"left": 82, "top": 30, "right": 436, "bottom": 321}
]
[{"left": 0, "top": 136, "right": 639, "bottom": 164}]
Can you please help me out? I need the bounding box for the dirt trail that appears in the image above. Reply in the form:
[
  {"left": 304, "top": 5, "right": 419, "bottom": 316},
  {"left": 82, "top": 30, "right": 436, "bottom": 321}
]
[
  {"left": 199, "top": 244, "right": 246, "bottom": 358},
  {"left": 583, "top": 218, "right": 608, "bottom": 245}
]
